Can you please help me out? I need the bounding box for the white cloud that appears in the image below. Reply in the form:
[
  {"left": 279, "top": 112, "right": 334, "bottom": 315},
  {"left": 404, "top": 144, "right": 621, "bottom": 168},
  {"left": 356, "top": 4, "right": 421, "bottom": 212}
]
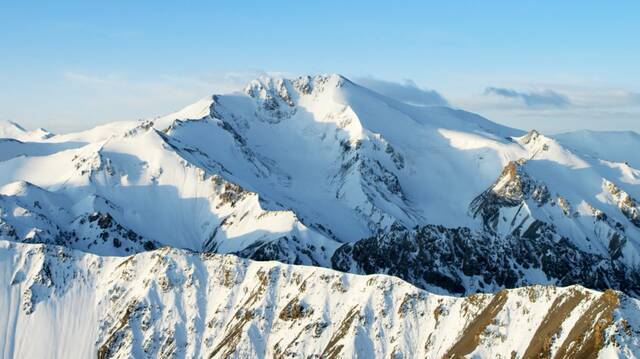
[
  {"left": 354, "top": 77, "right": 449, "bottom": 106},
  {"left": 484, "top": 87, "right": 570, "bottom": 108},
  {"left": 450, "top": 83, "right": 640, "bottom": 134}
]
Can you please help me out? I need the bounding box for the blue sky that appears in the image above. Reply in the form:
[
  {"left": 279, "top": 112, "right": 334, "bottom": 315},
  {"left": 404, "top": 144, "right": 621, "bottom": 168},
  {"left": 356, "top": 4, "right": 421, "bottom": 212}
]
[{"left": 1, "top": 1, "right": 639, "bottom": 133}]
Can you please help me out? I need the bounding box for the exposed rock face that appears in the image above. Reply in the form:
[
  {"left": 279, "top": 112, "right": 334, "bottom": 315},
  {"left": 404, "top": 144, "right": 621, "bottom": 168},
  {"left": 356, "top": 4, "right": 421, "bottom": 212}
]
[
  {"left": 331, "top": 137, "right": 415, "bottom": 234},
  {"left": 604, "top": 179, "right": 640, "bottom": 228},
  {"left": 330, "top": 158, "right": 640, "bottom": 297},
  {"left": 0, "top": 182, "right": 158, "bottom": 256},
  {"left": 2, "top": 240, "right": 639, "bottom": 358},
  {"left": 232, "top": 234, "right": 333, "bottom": 266},
  {"left": 332, "top": 223, "right": 640, "bottom": 296},
  {"left": 77, "top": 212, "right": 159, "bottom": 253},
  {"left": 470, "top": 160, "right": 551, "bottom": 233}
]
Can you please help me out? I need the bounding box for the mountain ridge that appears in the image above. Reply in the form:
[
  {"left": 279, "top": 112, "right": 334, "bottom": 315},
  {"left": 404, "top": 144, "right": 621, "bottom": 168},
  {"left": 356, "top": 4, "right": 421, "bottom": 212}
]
[{"left": 1, "top": 239, "right": 639, "bottom": 358}]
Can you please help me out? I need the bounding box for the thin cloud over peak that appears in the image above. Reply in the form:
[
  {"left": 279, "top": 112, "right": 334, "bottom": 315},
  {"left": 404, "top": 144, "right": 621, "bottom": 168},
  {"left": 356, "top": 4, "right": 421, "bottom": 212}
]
[
  {"left": 355, "top": 78, "right": 449, "bottom": 107},
  {"left": 484, "top": 86, "right": 570, "bottom": 108}
]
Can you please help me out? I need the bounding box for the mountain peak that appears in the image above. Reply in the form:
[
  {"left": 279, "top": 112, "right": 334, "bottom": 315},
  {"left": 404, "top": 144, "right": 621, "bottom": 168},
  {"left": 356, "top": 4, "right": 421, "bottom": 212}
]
[
  {"left": 246, "top": 73, "right": 348, "bottom": 87},
  {"left": 518, "top": 129, "right": 543, "bottom": 144},
  {"left": 243, "top": 74, "right": 349, "bottom": 98}
]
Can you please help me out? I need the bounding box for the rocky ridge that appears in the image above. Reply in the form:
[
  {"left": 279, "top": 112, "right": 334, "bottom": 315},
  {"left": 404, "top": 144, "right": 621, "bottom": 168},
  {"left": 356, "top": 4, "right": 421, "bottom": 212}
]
[{"left": 2, "top": 240, "right": 639, "bottom": 358}]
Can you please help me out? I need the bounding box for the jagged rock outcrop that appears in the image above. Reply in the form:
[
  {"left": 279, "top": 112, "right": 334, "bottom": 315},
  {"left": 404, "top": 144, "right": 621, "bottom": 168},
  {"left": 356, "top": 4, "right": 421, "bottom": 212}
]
[
  {"left": 332, "top": 223, "right": 640, "bottom": 296},
  {"left": 604, "top": 179, "right": 640, "bottom": 228},
  {"left": 469, "top": 159, "right": 551, "bottom": 233}
]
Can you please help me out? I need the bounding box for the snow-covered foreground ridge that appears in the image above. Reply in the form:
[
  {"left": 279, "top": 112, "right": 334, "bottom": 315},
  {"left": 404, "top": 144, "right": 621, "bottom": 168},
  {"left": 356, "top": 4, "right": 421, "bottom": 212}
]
[
  {"left": 1, "top": 240, "right": 639, "bottom": 358},
  {"left": 1, "top": 73, "right": 640, "bottom": 298}
]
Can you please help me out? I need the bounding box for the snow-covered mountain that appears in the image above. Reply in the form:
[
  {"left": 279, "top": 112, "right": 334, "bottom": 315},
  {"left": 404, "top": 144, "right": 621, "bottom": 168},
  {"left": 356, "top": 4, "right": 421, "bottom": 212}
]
[
  {"left": 1, "top": 240, "right": 639, "bottom": 358},
  {"left": 2, "top": 74, "right": 640, "bottom": 295},
  {"left": 2, "top": 74, "right": 640, "bottom": 357}
]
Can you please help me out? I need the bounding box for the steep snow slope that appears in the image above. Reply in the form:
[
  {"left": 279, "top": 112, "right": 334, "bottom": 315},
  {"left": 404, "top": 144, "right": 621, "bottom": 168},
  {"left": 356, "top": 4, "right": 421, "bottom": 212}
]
[
  {"left": 151, "top": 75, "right": 640, "bottom": 247},
  {"left": 0, "top": 240, "right": 638, "bottom": 358},
  {"left": 156, "top": 75, "right": 525, "bottom": 241},
  {"left": 555, "top": 129, "right": 640, "bottom": 169},
  {"left": 0, "top": 121, "right": 338, "bottom": 265}
]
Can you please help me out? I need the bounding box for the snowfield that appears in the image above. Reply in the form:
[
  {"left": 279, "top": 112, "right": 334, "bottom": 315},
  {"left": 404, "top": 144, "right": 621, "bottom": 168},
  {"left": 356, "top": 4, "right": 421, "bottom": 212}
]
[{"left": 1, "top": 74, "right": 640, "bottom": 357}]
